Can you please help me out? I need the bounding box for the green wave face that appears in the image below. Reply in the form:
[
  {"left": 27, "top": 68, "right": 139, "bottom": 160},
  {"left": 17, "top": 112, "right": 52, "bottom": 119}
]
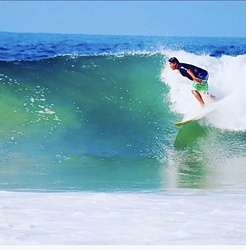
[{"left": 0, "top": 54, "right": 245, "bottom": 191}]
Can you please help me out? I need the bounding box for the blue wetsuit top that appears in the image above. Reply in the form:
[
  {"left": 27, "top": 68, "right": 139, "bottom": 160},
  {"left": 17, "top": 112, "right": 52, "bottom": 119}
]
[{"left": 178, "top": 63, "right": 208, "bottom": 81}]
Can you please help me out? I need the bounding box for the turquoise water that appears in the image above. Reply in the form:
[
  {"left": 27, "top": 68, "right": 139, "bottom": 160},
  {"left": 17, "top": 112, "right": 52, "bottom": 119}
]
[{"left": 0, "top": 32, "right": 246, "bottom": 191}]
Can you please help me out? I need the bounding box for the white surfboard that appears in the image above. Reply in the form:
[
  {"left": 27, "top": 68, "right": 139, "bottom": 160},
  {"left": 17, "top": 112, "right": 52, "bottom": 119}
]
[{"left": 174, "top": 103, "right": 217, "bottom": 127}]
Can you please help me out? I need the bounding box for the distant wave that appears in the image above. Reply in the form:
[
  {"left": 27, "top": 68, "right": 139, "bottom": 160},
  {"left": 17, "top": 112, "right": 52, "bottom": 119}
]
[{"left": 1, "top": 32, "right": 246, "bottom": 61}]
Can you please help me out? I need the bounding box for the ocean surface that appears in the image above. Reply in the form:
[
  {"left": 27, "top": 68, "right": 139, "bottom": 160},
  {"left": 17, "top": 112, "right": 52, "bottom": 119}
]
[{"left": 0, "top": 32, "right": 246, "bottom": 245}]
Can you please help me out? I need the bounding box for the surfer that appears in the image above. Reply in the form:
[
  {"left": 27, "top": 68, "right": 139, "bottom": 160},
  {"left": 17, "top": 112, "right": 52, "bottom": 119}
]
[{"left": 168, "top": 57, "right": 217, "bottom": 107}]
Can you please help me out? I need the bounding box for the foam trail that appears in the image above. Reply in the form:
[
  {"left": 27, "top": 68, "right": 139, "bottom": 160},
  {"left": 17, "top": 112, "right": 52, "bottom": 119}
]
[{"left": 161, "top": 50, "right": 246, "bottom": 131}]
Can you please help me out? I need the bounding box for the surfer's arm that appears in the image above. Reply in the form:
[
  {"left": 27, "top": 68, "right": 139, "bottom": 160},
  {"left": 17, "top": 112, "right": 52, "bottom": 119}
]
[{"left": 187, "top": 69, "right": 202, "bottom": 83}]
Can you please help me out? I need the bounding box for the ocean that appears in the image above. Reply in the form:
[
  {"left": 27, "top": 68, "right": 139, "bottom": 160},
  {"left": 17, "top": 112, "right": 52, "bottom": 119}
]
[{"left": 0, "top": 32, "right": 246, "bottom": 245}]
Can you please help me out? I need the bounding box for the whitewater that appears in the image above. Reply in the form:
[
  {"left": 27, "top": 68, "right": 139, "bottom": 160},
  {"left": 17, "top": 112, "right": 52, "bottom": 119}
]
[
  {"left": 1, "top": 190, "right": 246, "bottom": 245},
  {"left": 162, "top": 50, "right": 246, "bottom": 131},
  {"left": 0, "top": 32, "right": 246, "bottom": 245}
]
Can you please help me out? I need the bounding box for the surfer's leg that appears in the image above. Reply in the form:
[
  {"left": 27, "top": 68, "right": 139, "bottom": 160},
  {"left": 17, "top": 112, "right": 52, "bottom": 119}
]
[
  {"left": 191, "top": 90, "right": 205, "bottom": 107},
  {"left": 192, "top": 80, "right": 208, "bottom": 107}
]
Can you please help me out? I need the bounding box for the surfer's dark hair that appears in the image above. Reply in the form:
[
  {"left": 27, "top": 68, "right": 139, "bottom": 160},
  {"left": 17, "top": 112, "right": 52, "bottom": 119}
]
[{"left": 168, "top": 57, "right": 179, "bottom": 64}]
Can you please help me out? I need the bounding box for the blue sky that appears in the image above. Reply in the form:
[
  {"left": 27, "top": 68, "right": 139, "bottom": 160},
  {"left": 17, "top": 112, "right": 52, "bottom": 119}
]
[{"left": 1, "top": 1, "right": 246, "bottom": 37}]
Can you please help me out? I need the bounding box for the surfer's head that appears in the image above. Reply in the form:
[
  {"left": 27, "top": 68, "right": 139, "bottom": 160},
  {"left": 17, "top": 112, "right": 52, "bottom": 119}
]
[{"left": 169, "top": 57, "right": 179, "bottom": 70}]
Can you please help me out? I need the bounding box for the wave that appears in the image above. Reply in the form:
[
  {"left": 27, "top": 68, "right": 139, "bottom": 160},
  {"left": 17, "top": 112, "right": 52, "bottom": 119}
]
[
  {"left": 0, "top": 51, "right": 246, "bottom": 191},
  {"left": 0, "top": 53, "right": 172, "bottom": 159}
]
